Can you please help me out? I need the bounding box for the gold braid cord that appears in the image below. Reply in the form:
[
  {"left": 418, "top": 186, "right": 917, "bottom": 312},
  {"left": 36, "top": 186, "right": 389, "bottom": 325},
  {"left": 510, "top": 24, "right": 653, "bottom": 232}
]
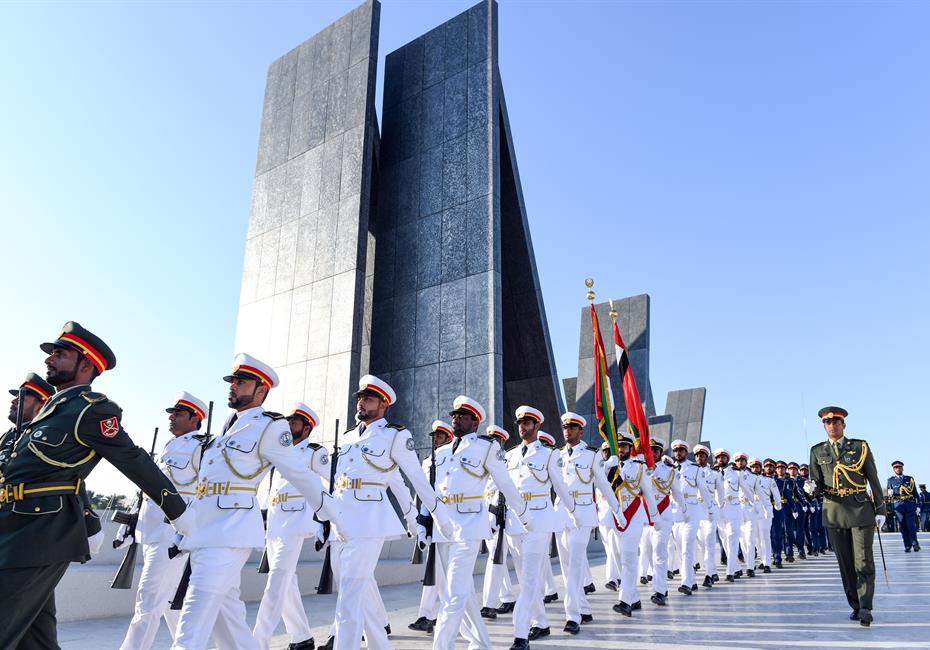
[
  {"left": 832, "top": 441, "right": 868, "bottom": 489},
  {"left": 651, "top": 469, "right": 675, "bottom": 496}
]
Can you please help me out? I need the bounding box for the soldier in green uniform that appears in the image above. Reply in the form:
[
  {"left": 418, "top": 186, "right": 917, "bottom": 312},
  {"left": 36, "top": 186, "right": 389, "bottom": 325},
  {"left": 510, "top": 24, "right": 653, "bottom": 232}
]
[
  {"left": 2, "top": 373, "right": 55, "bottom": 465},
  {"left": 805, "top": 406, "right": 885, "bottom": 627},
  {"left": 0, "top": 322, "right": 195, "bottom": 649}
]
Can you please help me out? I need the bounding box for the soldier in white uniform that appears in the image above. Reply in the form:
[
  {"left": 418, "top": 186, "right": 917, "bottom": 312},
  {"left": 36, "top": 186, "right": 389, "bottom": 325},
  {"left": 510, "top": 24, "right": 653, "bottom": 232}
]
[
  {"left": 252, "top": 403, "right": 327, "bottom": 650},
  {"left": 408, "top": 420, "right": 454, "bottom": 635},
  {"left": 753, "top": 458, "right": 783, "bottom": 573},
  {"left": 430, "top": 397, "right": 531, "bottom": 650},
  {"left": 671, "top": 440, "right": 713, "bottom": 595},
  {"left": 505, "top": 405, "right": 579, "bottom": 650},
  {"left": 715, "top": 448, "right": 749, "bottom": 582},
  {"left": 480, "top": 426, "right": 517, "bottom": 619},
  {"left": 595, "top": 442, "right": 622, "bottom": 591},
  {"left": 639, "top": 439, "right": 684, "bottom": 607},
  {"left": 172, "top": 354, "right": 338, "bottom": 650},
  {"left": 611, "top": 433, "right": 658, "bottom": 617},
  {"left": 734, "top": 451, "right": 763, "bottom": 578},
  {"left": 555, "top": 412, "right": 622, "bottom": 635},
  {"left": 694, "top": 444, "right": 723, "bottom": 587},
  {"left": 330, "top": 374, "right": 452, "bottom": 650},
  {"left": 119, "top": 392, "right": 207, "bottom": 650},
  {"left": 536, "top": 430, "right": 561, "bottom": 605}
]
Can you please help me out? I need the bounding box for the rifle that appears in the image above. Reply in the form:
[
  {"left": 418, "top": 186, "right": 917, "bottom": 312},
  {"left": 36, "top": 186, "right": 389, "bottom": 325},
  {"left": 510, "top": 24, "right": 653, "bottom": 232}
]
[
  {"left": 257, "top": 467, "right": 275, "bottom": 574},
  {"left": 411, "top": 440, "right": 437, "bottom": 566},
  {"left": 14, "top": 387, "right": 25, "bottom": 436},
  {"left": 111, "top": 427, "right": 159, "bottom": 589},
  {"left": 169, "top": 401, "right": 214, "bottom": 610},
  {"left": 492, "top": 492, "right": 507, "bottom": 565},
  {"left": 315, "top": 419, "right": 339, "bottom": 595},
  {"left": 420, "top": 440, "right": 438, "bottom": 586}
]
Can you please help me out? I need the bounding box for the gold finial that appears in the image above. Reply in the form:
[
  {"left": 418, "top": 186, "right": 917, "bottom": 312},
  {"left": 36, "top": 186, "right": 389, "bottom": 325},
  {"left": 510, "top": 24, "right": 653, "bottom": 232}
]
[
  {"left": 585, "top": 278, "right": 595, "bottom": 302},
  {"left": 608, "top": 298, "right": 618, "bottom": 320}
]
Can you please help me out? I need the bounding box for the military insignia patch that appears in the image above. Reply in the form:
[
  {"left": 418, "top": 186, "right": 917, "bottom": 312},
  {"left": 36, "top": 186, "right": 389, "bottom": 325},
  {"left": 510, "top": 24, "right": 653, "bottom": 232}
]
[
  {"left": 320, "top": 452, "right": 329, "bottom": 465},
  {"left": 99, "top": 417, "right": 120, "bottom": 438},
  {"left": 557, "top": 457, "right": 564, "bottom": 468},
  {"left": 33, "top": 431, "right": 43, "bottom": 439},
  {"left": 279, "top": 432, "right": 293, "bottom": 447},
  {"left": 406, "top": 438, "right": 415, "bottom": 451},
  {"left": 497, "top": 448, "right": 505, "bottom": 462}
]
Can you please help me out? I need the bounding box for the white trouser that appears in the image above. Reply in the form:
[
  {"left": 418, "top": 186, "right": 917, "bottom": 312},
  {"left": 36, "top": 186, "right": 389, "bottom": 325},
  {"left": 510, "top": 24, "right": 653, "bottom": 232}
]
[
  {"left": 667, "top": 521, "right": 682, "bottom": 573},
  {"left": 253, "top": 536, "right": 311, "bottom": 650},
  {"left": 638, "top": 525, "right": 654, "bottom": 579},
  {"left": 678, "top": 510, "right": 702, "bottom": 588},
  {"left": 739, "top": 513, "right": 758, "bottom": 571},
  {"left": 508, "top": 530, "right": 547, "bottom": 638},
  {"left": 556, "top": 526, "right": 592, "bottom": 623},
  {"left": 333, "top": 538, "right": 391, "bottom": 650},
  {"left": 757, "top": 508, "right": 774, "bottom": 567},
  {"left": 543, "top": 549, "right": 557, "bottom": 596},
  {"left": 482, "top": 537, "right": 515, "bottom": 608},
  {"left": 719, "top": 503, "right": 743, "bottom": 575},
  {"left": 698, "top": 515, "right": 719, "bottom": 578},
  {"left": 326, "top": 539, "right": 390, "bottom": 641},
  {"left": 651, "top": 518, "right": 672, "bottom": 596},
  {"left": 418, "top": 581, "right": 440, "bottom": 620},
  {"left": 172, "top": 547, "right": 255, "bottom": 650},
  {"left": 120, "top": 540, "right": 186, "bottom": 650},
  {"left": 433, "top": 541, "right": 491, "bottom": 650},
  {"left": 598, "top": 523, "right": 621, "bottom": 582},
  {"left": 618, "top": 512, "right": 646, "bottom": 606}
]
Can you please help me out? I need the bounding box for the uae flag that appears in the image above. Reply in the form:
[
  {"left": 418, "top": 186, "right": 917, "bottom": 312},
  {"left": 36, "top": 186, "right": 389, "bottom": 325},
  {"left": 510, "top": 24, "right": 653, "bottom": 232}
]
[
  {"left": 589, "top": 304, "right": 619, "bottom": 456},
  {"left": 613, "top": 319, "right": 655, "bottom": 468}
]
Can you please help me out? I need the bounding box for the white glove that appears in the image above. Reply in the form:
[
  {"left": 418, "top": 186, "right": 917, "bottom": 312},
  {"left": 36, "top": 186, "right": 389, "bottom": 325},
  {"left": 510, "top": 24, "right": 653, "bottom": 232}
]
[
  {"left": 518, "top": 511, "right": 534, "bottom": 533},
  {"left": 112, "top": 532, "right": 133, "bottom": 550},
  {"left": 875, "top": 514, "right": 886, "bottom": 528},
  {"left": 431, "top": 505, "right": 454, "bottom": 540},
  {"left": 803, "top": 479, "right": 816, "bottom": 496},
  {"left": 170, "top": 507, "right": 196, "bottom": 537},
  {"left": 603, "top": 455, "right": 619, "bottom": 470},
  {"left": 613, "top": 508, "right": 627, "bottom": 529},
  {"left": 569, "top": 510, "right": 583, "bottom": 529},
  {"left": 792, "top": 512, "right": 798, "bottom": 519},
  {"left": 314, "top": 523, "right": 326, "bottom": 547},
  {"left": 417, "top": 531, "right": 431, "bottom": 550},
  {"left": 88, "top": 529, "right": 105, "bottom": 555}
]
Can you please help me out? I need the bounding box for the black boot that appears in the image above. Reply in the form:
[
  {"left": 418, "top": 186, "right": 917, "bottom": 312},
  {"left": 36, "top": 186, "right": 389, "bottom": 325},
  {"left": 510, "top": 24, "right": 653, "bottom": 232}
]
[
  {"left": 650, "top": 592, "right": 667, "bottom": 606},
  {"left": 317, "top": 637, "right": 334, "bottom": 650},
  {"left": 678, "top": 585, "right": 692, "bottom": 595},
  {"left": 763, "top": 565, "right": 772, "bottom": 574},
  {"left": 543, "top": 592, "right": 558, "bottom": 604},
  {"left": 581, "top": 613, "right": 593, "bottom": 623},
  {"left": 858, "top": 609, "right": 873, "bottom": 627},
  {"left": 480, "top": 607, "right": 498, "bottom": 620},
  {"left": 584, "top": 583, "right": 596, "bottom": 594},
  {"left": 509, "top": 639, "right": 530, "bottom": 650},
  {"left": 528, "top": 626, "right": 550, "bottom": 640},
  {"left": 497, "top": 601, "right": 515, "bottom": 614},
  {"left": 702, "top": 575, "right": 714, "bottom": 588},
  {"left": 287, "top": 639, "right": 315, "bottom": 650},
  {"left": 409, "top": 616, "right": 434, "bottom": 631},
  {"left": 563, "top": 621, "right": 580, "bottom": 635},
  {"left": 605, "top": 580, "right": 618, "bottom": 591},
  {"left": 613, "top": 601, "right": 633, "bottom": 617}
]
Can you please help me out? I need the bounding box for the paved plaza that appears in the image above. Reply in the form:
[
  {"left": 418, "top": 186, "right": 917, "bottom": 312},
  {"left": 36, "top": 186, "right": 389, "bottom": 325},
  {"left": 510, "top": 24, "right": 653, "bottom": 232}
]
[{"left": 58, "top": 533, "right": 930, "bottom": 649}]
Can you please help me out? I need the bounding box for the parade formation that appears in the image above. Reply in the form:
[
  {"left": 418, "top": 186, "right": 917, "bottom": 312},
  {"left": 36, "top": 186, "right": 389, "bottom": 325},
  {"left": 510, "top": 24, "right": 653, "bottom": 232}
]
[{"left": 0, "top": 321, "right": 919, "bottom": 649}]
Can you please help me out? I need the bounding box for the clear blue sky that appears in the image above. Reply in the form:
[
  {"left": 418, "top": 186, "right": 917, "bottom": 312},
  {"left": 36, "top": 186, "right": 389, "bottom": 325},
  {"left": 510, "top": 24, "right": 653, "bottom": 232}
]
[{"left": 2, "top": 1, "right": 928, "bottom": 498}]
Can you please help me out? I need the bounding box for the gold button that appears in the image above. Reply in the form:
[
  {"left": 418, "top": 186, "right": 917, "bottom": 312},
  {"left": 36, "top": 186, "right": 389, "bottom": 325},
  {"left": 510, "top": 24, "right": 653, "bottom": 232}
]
[
  {"left": 35, "top": 507, "right": 40, "bottom": 512},
  {"left": 208, "top": 460, "right": 213, "bottom": 464},
  {"left": 42, "top": 437, "right": 47, "bottom": 441},
  {"left": 234, "top": 502, "right": 239, "bottom": 506},
  {"left": 10, "top": 452, "right": 16, "bottom": 458},
  {"left": 0, "top": 478, "right": 5, "bottom": 484}
]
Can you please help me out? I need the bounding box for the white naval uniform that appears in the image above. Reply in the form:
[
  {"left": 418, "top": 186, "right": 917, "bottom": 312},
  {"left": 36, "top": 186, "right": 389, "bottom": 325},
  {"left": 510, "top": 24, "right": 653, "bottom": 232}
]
[
  {"left": 755, "top": 473, "right": 782, "bottom": 568},
  {"left": 697, "top": 466, "right": 724, "bottom": 579},
  {"left": 595, "top": 476, "right": 622, "bottom": 585},
  {"left": 172, "top": 408, "right": 334, "bottom": 650},
  {"left": 120, "top": 432, "right": 203, "bottom": 650},
  {"left": 719, "top": 466, "right": 751, "bottom": 577},
  {"left": 480, "top": 522, "right": 516, "bottom": 610},
  {"left": 614, "top": 457, "right": 658, "bottom": 608},
  {"left": 330, "top": 418, "right": 448, "bottom": 650},
  {"left": 415, "top": 451, "right": 448, "bottom": 622},
  {"left": 505, "top": 440, "right": 577, "bottom": 639},
  {"left": 639, "top": 460, "right": 683, "bottom": 598},
  {"left": 430, "top": 433, "right": 527, "bottom": 650},
  {"left": 738, "top": 469, "right": 763, "bottom": 572},
  {"left": 252, "top": 440, "right": 329, "bottom": 650},
  {"left": 675, "top": 460, "right": 713, "bottom": 589},
  {"left": 555, "top": 443, "right": 619, "bottom": 624}
]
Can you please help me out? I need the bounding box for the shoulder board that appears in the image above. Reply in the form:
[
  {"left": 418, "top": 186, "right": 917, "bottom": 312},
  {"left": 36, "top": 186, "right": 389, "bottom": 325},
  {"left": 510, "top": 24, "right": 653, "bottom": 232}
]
[
  {"left": 477, "top": 434, "right": 495, "bottom": 442},
  {"left": 633, "top": 459, "right": 644, "bottom": 464},
  {"left": 387, "top": 422, "right": 405, "bottom": 431},
  {"left": 586, "top": 444, "right": 599, "bottom": 452},
  {"left": 344, "top": 423, "right": 359, "bottom": 433},
  {"left": 263, "top": 411, "right": 286, "bottom": 420},
  {"left": 307, "top": 442, "right": 322, "bottom": 449},
  {"left": 80, "top": 391, "right": 108, "bottom": 405}
]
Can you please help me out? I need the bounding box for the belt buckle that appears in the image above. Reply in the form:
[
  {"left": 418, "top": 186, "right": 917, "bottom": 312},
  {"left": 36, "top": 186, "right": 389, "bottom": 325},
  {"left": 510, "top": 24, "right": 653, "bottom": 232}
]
[
  {"left": 0, "top": 486, "right": 8, "bottom": 503},
  {"left": 196, "top": 483, "right": 208, "bottom": 499}
]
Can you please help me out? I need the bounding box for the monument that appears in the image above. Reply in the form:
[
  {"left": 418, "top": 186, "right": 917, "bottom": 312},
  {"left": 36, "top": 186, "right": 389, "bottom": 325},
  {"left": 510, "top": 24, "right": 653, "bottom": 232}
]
[{"left": 232, "top": 0, "right": 563, "bottom": 450}]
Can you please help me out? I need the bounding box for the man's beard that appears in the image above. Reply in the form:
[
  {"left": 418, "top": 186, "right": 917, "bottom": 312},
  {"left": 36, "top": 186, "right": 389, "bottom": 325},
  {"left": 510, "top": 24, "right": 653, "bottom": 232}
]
[
  {"left": 47, "top": 364, "right": 77, "bottom": 387},
  {"left": 228, "top": 391, "right": 254, "bottom": 409}
]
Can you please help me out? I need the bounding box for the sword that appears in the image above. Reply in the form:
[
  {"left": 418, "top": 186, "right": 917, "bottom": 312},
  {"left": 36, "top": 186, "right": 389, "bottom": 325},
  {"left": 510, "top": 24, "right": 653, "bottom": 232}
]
[{"left": 875, "top": 522, "right": 890, "bottom": 587}]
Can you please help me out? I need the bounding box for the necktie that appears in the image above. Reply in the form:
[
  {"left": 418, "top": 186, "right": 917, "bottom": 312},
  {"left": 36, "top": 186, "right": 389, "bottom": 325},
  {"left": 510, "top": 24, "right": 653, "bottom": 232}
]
[
  {"left": 223, "top": 413, "right": 238, "bottom": 434},
  {"left": 452, "top": 436, "right": 461, "bottom": 454},
  {"left": 832, "top": 441, "right": 840, "bottom": 459},
  {"left": 358, "top": 422, "right": 367, "bottom": 436},
  {"left": 568, "top": 446, "right": 574, "bottom": 457},
  {"left": 521, "top": 445, "right": 528, "bottom": 457}
]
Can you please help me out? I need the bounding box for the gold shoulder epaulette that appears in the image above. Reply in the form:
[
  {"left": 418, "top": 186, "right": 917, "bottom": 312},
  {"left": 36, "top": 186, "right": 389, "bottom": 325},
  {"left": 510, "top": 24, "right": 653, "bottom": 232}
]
[{"left": 80, "top": 391, "right": 107, "bottom": 405}]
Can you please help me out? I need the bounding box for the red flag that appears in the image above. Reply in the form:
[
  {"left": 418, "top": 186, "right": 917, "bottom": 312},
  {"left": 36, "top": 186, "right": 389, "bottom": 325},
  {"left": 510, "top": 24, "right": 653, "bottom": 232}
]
[
  {"left": 613, "top": 320, "right": 655, "bottom": 468},
  {"left": 590, "top": 305, "right": 619, "bottom": 456}
]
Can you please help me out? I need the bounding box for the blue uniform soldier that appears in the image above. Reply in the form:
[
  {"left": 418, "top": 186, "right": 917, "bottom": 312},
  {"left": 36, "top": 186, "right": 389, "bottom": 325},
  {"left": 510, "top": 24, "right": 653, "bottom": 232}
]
[
  {"left": 772, "top": 460, "right": 792, "bottom": 567},
  {"left": 887, "top": 461, "right": 920, "bottom": 552},
  {"left": 786, "top": 462, "right": 807, "bottom": 559},
  {"left": 919, "top": 484, "right": 930, "bottom": 532}
]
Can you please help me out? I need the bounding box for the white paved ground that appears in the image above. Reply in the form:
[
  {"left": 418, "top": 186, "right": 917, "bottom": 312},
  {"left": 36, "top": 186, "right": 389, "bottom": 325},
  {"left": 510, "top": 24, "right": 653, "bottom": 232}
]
[{"left": 59, "top": 533, "right": 930, "bottom": 649}]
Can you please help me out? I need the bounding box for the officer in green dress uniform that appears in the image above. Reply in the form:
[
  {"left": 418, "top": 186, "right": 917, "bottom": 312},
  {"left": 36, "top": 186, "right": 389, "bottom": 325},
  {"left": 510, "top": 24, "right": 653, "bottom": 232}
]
[
  {"left": 0, "top": 322, "right": 195, "bottom": 649},
  {"left": 805, "top": 406, "right": 885, "bottom": 627}
]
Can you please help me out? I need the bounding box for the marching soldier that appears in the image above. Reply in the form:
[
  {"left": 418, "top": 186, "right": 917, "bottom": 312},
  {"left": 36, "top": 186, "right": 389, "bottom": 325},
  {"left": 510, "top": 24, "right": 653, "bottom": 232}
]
[
  {"left": 480, "top": 426, "right": 517, "bottom": 619},
  {"left": 752, "top": 458, "right": 782, "bottom": 573},
  {"left": 120, "top": 391, "right": 208, "bottom": 650},
  {"left": 408, "top": 420, "right": 454, "bottom": 635},
  {"left": 733, "top": 452, "right": 762, "bottom": 578},
  {"left": 535, "top": 430, "right": 561, "bottom": 604},
  {"left": 887, "top": 460, "right": 920, "bottom": 552},
  {"left": 2, "top": 373, "right": 54, "bottom": 466},
  {"left": 693, "top": 444, "right": 723, "bottom": 587},
  {"left": 639, "top": 439, "right": 684, "bottom": 606},
  {"left": 431, "top": 397, "right": 531, "bottom": 650},
  {"left": 772, "top": 460, "right": 792, "bottom": 568},
  {"left": 595, "top": 442, "right": 622, "bottom": 592},
  {"left": 786, "top": 462, "right": 807, "bottom": 559},
  {"left": 555, "top": 412, "right": 621, "bottom": 634},
  {"left": 919, "top": 484, "right": 930, "bottom": 532},
  {"left": 505, "top": 405, "right": 579, "bottom": 649},
  {"left": 252, "top": 402, "right": 327, "bottom": 650},
  {"left": 172, "top": 354, "right": 338, "bottom": 650},
  {"left": 715, "top": 448, "right": 747, "bottom": 581},
  {"left": 673, "top": 440, "right": 713, "bottom": 594},
  {"left": 804, "top": 406, "right": 885, "bottom": 627},
  {"left": 610, "top": 433, "right": 652, "bottom": 617},
  {"left": 0, "top": 322, "right": 194, "bottom": 649},
  {"left": 329, "top": 374, "right": 452, "bottom": 650},
  {"left": 799, "top": 464, "right": 817, "bottom": 555}
]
